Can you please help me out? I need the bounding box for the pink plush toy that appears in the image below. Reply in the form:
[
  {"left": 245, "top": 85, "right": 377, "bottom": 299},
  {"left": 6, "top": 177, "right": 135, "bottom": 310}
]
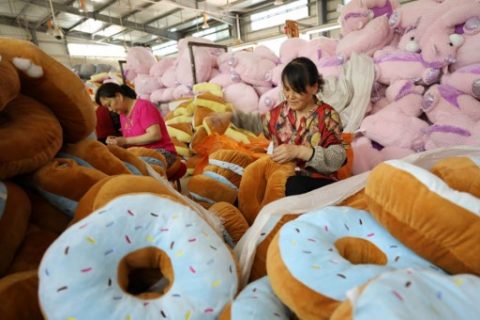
[
  {"left": 233, "top": 51, "right": 275, "bottom": 87},
  {"left": 339, "top": 0, "right": 399, "bottom": 36},
  {"left": 373, "top": 47, "right": 441, "bottom": 85},
  {"left": 253, "top": 45, "right": 279, "bottom": 64},
  {"left": 417, "top": 1, "right": 480, "bottom": 68},
  {"left": 351, "top": 136, "right": 384, "bottom": 174},
  {"left": 336, "top": 15, "right": 394, "bottom": 59},
  {"left": 125, "top": 47, "right": 156, "bottom": 77},
  {"left": 149, "top": 57, "right": 175, "bottom": 78},
  {"left": 316, "top": 55, "right": 345, "bottom": 78},
  {"left": 451, "top": 27, "right": 480, "bottom": 71},
  {"left": 388, "top": 0, "right": 444, "bottom": 34},
  {"left": 442, "top": 64, "right": 480, "bottom": 98},
  {"left": 258, "top": 86, "right": 282, "bottom": 114},
  {"left": 173, "top": 84, "right": 193, "bottom": 100},
  {"left": 209, "top": 73, "right": 240, "bottom": 88},
  {"left": 217, "top": 52, "right": 236, "bottom": 74},
  {"left": 279, "top": 38, "right": 308, "bottom": 64},
  {"left": 224, "top": 83, "right": 259, "bottom": 113},
  {"left": 150, "top": 88, "right": 167, "bottom": 104},
  {"left": 360, "top": 79, "right": 428, "bottom": 149},
  {"left": 298, "top": 37, "right": 338, "bottom": 65},
  {"left": 134, "top": 74, "right": 162, "bottom": 100},
  {"left": 268, "top": 64, "right": 285, "bottom": 86},
  {"left": 421, "top": 84, "right": 480, "bottom": 123},
  {"left": 176, "top": 47, "right": 214, "bottom": 86},
  {"left": 161, "top": 65, "right": 179, "bottom": 88},
  {"left": 421, "top": 113, "right": 476, "bottom": 150}
]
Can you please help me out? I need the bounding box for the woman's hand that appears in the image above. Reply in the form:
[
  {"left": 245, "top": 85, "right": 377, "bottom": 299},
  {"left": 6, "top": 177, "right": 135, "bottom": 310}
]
[
  {"left": 271, "top": 144, "right": 314, "bottom": 164},
  {"left": 271, "top": 144, "right": 299, "bottom": 163},
  {"left": 106, "top": 136, "right": 127, "bottom": 147}
]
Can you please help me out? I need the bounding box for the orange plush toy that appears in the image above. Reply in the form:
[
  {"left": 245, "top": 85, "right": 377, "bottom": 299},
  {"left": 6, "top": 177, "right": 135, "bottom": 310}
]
[
  {"left": 238, "top": 156, "right": 296, "bottom": 225},
  {"left": 0, "top": 37, "right": 95, "bottom": 180},
  {"left": 188, "top": 149, "right": 255, "bottom": 207}
]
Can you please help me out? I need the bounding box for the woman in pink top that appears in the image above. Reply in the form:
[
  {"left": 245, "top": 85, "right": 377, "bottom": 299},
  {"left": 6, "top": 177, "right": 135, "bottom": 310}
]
[{"left": 95, "top": 83, "right": 177, "bottom": 165}]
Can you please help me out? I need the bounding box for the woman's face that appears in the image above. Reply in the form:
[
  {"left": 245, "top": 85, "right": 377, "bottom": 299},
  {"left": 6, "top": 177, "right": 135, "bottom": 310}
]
[
  {"left": 282, "top": 81, "right": 318, "bottom": 112},
  {"left": 99, "top": 93, "right": 124, "bottom": 114}
]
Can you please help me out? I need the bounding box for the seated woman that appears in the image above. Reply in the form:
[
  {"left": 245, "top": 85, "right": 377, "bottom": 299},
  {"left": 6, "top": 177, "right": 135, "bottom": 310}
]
[
  {"left": 95, "top": 83, "right": 177, "bottom": 166},
  {"left": 94, "top": 105, "right": 121, "bottom": 144},
  {"left": 231, "top": 57, "right": 346, "bottom": 196}
]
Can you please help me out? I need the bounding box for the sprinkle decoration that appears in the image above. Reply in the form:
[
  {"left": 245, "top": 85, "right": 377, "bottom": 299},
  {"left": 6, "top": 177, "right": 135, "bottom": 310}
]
[
  {"left": 160, "top": 228, "right": 169, "bottom": 232},
  {"left": 104, "top": 249, "right": 114, "bottom": 256},
  {"left": 150, "top": 213, "right": 158, "bottom": 217},
  {"left": 367, "top": 233, "right": 375, "bottom": 237},
  {"left": 160, "top": 310, "right": 167, "bottom": 318},
  {"left": 392, "top": 290, "right": 404, "bottom": 302},
  {"left": 324, "top": 225, "right": 329, "bottom": 232},
  {"left": 204, "top": 308, "right": 214, "bottom": 314},
  {"left": 185, "top": 310, "right": 192, "bottom": 320},
  {"left": 86, "top": 236, "right": 96, "bottom": 244},
  {"left": 188, "top": 238, "right": 197, "bottom": 242},
  {"left": 64, "top": 246, "right": 69, "bottom": 255},
  {"left": 212, "top": 280, "right": 221, "bottom": 287},
  {"left": 125, "top": 235, "right": 132, "bottom": 244},
  {"left": 189, "top": 266, "right": 196, "bottom": 274},
  {"left": 175, "top": 250, "right": 184, "bottom": 257},
  {"left": 146, "top": 235, "right": 155, "bottom": 243},
  {"left": 56, "top": 286, "right": 68, "bottom": 292},
  {"left": 79, "top": 223, "right": 88, "bottom": 229},
  {"left": 307, "top": 238, "right": 316, "bottom": 243},
  {"left": 170, "top": 241, "right": 175, "bottom": 249},
  {"left": 127, "top": 210, "right": 135, "bottom": 216},
  {"left": 81, "top": 267, "right": 92, "bottom": 273}
]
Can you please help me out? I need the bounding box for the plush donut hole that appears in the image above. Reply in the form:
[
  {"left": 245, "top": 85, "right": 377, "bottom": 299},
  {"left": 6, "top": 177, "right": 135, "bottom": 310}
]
[
  {"left": 117, "top": 247, "right": 174, "bottom": 299},
  {"left": 334, "top": 237, "right": 387, "bottom": 265}
]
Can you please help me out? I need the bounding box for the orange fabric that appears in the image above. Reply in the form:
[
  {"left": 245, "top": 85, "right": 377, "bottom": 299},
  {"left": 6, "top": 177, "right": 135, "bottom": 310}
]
[{"left": 337, "top": 132, "right": 354, "bottom": 180}]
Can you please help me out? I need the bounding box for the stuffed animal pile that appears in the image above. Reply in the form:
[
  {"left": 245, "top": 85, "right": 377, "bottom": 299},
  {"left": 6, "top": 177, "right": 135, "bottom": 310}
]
[
  {"left": 0, "top": 37, "right": 237, "bottom": 319},
  {"left": 122, "top": 0, "right": 480, "bottom": 176}
]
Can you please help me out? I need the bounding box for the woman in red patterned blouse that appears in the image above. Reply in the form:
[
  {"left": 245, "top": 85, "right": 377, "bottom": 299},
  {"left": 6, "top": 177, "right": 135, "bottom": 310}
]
[{"left": 232, "top": 57, "right": 346, "bottom": 195}]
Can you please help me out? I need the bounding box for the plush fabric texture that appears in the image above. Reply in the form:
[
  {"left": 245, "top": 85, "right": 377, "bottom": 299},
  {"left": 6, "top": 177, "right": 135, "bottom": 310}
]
[
  {"left": 106, "top": 144, "right": 148, "bottom": 176},
  {"left": 219, "top": 276, "right": 290, "bottom": 320},
  {"left": 32, "top": 158, "right": 108, "bottom": 203},
  {"left": 63, "top": 139, "right": 131, "bottom": 175},
  {"left": 365, "top": 160, "right": 480, "bottom": 275},
  {"left": 204, "top": 149, "right": 255, "bottom": 187},
  {"left": 338, "top": 190, "right": 369, "bottom": 211},
  {"left": 249, "top": 214, "right": 297, "bottom": 282},
  {"left": 188, "top": 174, "right": 238, "bottom": 206},
  {"left": 39, "top": 194, "right": 239, "bottom": 319},
  {"left": 430, "top": 156, "right": 480, "bottom": 198},
  {"left": 193, "top": 106, "right": 214, "bottom": 128},
  {"left": 330, "top": 269, "right": 480, "bottom": 320},
  {"left": 128, "top": 147, "right": 167, "bottom": 177},
  {"left": 73, "top": 176, "right": 115, "bottom": 223},
  {"left": 203, "top": 112, "right": 232, "bottom": 135},
  {"left": 73, "top": 175, "right": 186, "bottom": 223},
  {"left": 0, "top": 271, "right": 42, "bottom": 320},
  {"left": 209, "top": 202, "right": 249, "bottom": 243},
  {"left": 167, "top": 122, "right": 193, "bottom": 143},
  {"left": 7, "top": 225, "right": 57, "bottom": 274},
  {"left": 0, "top": 37, "right": 95, "bottom": 142},
  {"left": 0, "top": 95, "right": 62, "bottom": 180},
  {"left": 0, "top": 57, "right": 20, "bottom": 111},
  {"left": 28, "top": 192, "right": 70, "bottom": 234},
  {"left": 0, "top": 182, "right": 31, "bottom": 276},
  {"left": 238, "top": 156, "right": 295, "bottom": 225},
  {"left": 266, "top": 206, "right": 438, "bottom": 320}
]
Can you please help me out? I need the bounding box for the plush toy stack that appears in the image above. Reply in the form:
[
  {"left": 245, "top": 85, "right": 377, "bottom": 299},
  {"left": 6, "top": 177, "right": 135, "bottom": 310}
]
[
  {"left": 0, "top": 38, "right": 240, "bottom": 319},
  {"left": 232, "top": 148, "right": 480, "bottom": 319}
]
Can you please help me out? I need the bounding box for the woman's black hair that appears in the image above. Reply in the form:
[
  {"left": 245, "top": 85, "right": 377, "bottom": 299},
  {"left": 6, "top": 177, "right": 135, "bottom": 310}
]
[
  {"left": 281, "top": 57, "right": 325, "bottom": 94},
  {"left": 95, "top": 83, "right": 137, "bottom": 105}
]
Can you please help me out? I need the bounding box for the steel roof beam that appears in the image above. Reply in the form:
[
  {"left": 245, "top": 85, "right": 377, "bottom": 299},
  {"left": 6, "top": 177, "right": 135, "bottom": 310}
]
[{"left": 26, "top": 0, "right": 180, "bottom": 41}]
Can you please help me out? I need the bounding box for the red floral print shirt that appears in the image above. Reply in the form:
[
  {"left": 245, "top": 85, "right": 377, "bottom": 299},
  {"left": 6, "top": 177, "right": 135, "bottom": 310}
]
[{"left": 261, "top": 101, "right": 344, "bottom": 178}]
